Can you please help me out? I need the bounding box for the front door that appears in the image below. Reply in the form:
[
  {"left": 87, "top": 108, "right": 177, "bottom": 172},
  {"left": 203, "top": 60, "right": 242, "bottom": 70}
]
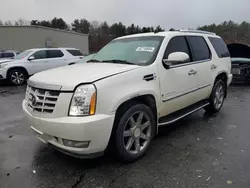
[
  {"left": 158, "top": 36, "right": 201, "bottom": 117},
  {"left": 25, "top": 50, "right": 48, "bottom": 75}
]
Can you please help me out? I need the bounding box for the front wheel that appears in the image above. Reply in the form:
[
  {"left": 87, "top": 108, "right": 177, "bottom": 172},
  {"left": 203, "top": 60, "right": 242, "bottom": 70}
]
[
  {"left": 205, "top": 79, "right": 226, "bottom": 113},
  {"left": 114, "top": 103, "right": 156, "bottom": 162},
  {"left": 8, "top": 69, "right": 27, "bottom": 85}
]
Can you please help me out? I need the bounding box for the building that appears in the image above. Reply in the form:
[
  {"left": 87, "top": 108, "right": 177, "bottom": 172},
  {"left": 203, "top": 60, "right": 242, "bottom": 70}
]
[{"left": 0, "top": 25, "right": 89, "bottom": 54}]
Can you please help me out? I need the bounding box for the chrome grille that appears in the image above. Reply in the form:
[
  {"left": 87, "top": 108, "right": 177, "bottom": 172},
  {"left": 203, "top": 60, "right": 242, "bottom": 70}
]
[{"left": 26, "top": 85, "right": 60, "bottom": 114}]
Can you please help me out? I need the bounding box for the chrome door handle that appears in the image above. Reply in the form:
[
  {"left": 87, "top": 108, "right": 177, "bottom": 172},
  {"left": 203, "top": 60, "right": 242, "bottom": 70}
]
[
  {"left": 211, "top": 64, "right": 217, "bottom": 70},
  {"left": 188, "top": 69, "right": 197, "bottom": 75}
]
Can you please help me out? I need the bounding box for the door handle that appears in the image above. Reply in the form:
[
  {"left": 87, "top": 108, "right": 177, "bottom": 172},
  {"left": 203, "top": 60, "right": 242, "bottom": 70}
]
[
  {"left": 188, "top": 69, "right": 197, "bottom": 75},
  {"left": 211, "top": 64, "right": 217, "bottom": 70}
]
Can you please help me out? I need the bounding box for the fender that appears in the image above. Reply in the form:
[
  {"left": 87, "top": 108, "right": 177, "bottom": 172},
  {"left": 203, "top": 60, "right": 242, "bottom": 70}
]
[{"left": 111, "top": 89, "right": 161, "bottom": 113}]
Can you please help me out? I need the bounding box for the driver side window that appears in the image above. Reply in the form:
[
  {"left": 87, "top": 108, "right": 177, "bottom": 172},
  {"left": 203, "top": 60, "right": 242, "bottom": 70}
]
[
  {"left": 163, "top": 36, "right": 191, "bottom": 63},
  {"left": 32, "top": 50, "right": 47, "bottom": 60}
]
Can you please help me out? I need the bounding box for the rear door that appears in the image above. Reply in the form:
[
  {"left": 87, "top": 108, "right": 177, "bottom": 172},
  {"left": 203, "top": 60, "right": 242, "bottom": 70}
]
[
  {"left": 66, "top": 49, "right": 84, "bottom": 62},
  {"left": 45, "top": 50, "right": 66, "bottom": 69},
  {"left": 185, "top": 36, "right": 214, "bottom": 101}
]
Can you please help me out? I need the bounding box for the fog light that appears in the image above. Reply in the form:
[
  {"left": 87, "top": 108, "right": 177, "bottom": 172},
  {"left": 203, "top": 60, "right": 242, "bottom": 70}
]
[{"left": 62, "top": 139, "right": 90, "bottom": 148}]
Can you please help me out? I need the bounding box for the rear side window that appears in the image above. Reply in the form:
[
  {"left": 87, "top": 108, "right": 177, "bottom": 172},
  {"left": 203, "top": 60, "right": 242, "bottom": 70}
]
[
  {"left": 67, "top": 49, "right": 83, "bottom": 56},
  {"left": 209, "top": 37, "right": 230, "bottom": 58},
  {"left": 163, "top": 36, "right": 191, "bottom": 62},
  {"left": 47, "top": 50, "right": 64, "bottom": 58},
  {"left": 3, "top": 52, "right": 14, "bottom": 58},
  {"left": 186, "top": 36, "right": 211, "bottom": 61}
]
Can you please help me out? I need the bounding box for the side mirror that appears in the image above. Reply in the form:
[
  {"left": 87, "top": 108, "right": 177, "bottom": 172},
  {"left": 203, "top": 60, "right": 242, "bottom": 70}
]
[
  {"left": 28, "top": 56, "right": 35, "bottom": 61},
  {"left": 163, "top": 52, "right": 190, "bottom": 69}
]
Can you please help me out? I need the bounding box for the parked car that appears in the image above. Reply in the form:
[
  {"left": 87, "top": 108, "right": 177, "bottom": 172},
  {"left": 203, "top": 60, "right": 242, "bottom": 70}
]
[
  {"left": 0, "top": 50, "right": 20, "bottom": 59},
  {"left": 0, "top": 48, "right": 83, "bottom": 85},
  {"left": 231, "top": 57, "right": 250, "bottom": 83},
  {"left": 22, "top": 30, "right": 232, "bottom": 161}
]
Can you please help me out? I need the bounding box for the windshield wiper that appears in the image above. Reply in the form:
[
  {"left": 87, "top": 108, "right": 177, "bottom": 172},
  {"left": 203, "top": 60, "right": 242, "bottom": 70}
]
[
  {"left": 87, "top": 59, "right": 101, "bottom": 63},
  {"left": 102, "top": 59, "right": 135, "bottom": 65}
]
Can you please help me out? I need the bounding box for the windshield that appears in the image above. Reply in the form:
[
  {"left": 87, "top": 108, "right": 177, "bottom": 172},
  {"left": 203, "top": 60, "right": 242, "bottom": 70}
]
[
  {"left": 89, "top": 36, "right": 164, "bottom": 65},
  {"left": 78, "top": 53, "right": 96, "bottom": 63},
  {"left": 13, "top": 50, "right": 33, "bottom": 60}
]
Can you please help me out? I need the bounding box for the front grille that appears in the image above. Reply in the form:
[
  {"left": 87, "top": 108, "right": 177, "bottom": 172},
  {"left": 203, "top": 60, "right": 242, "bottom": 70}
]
[{"left": 26, "top": 85, "right": 60, "bottom": 114}]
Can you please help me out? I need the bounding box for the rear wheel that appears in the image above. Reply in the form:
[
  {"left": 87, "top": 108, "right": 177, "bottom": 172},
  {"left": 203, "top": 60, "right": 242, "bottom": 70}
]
[
  {"left": 205, "top": 79, "right": 226, "bottom": 113},
  {"left": 114, "top": 103, "right": 156, "bottom": 162},
  {"left": 8, "top": 69, "right": 27, "bottom": 85}
]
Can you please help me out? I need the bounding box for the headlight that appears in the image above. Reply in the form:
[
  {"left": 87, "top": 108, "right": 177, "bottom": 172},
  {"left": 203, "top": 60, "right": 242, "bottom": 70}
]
[
  {"left": 0, "top": 63, "right": 7, "bottom": 68},
  {"left": 69, "top": 84, "right": 97, "bottom": 116}
]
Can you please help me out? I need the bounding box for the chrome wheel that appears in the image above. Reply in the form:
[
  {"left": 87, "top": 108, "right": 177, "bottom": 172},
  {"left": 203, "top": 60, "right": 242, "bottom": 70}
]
[
  {"left": 11, "top": 71, "right": 25, "bottom": 85},
  {"left": 214, "top": 84, "right": 225, "bottom": 110},
  {"left": 123, "top": 111, "right": 152, "bottom": 154}
]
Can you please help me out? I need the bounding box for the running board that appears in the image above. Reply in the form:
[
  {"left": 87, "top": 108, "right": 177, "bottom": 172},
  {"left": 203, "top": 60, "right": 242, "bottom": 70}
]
[{"left": 158, "top": 100, "right": 209, "bottom": 127}]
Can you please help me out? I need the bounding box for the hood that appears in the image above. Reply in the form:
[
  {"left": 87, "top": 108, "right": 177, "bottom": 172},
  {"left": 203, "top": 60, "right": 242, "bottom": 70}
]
[
  {"left": 231, "top": 58, "right": 250, "bottom": 65},
  {"left": 0, "top": 59, "right": 13, "bottom": 64},
  {"left": 29, "top": 63, "right": 140, "bottom": 91}
]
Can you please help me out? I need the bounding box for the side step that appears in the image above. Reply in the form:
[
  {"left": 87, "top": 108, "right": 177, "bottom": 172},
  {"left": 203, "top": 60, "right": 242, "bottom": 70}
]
[{"left": 158, "top": 100, "right": 209, "bottom": 127}]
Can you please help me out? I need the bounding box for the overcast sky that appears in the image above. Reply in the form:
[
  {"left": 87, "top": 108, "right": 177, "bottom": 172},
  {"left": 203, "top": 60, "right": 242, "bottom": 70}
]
[{"left": 1, "top": 0, "right": 250, "bottom": 29}]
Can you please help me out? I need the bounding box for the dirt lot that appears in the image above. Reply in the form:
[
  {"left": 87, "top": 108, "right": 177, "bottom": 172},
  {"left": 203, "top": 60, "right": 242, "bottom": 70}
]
[{"left": 0, "top": 84, "right": 250, "bottom": 188}]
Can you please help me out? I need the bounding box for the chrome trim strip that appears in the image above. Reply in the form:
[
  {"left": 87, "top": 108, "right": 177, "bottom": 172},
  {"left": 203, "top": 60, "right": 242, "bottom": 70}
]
[
  {"left": 31, "top": 126, "right": 43, "bottom": 135},
  {"left": 158, "top": 102, "right": 209, "bottom": 127},
  {"left": 28, "top": 80, "right": 62, "bottom": 91},
  {"left": 168, "top": 59, "right": 211, "bottom": 69},
  {"left": 162, "top": 84, "right": 211, "bottom": 102}
]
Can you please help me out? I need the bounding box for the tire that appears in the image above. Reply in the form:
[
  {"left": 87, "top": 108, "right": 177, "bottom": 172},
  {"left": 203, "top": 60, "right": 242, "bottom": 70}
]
[
  {"left": 205, "top": 79, "right": 226, "bottom": 113},
  {"left": 114, "top": 103, "right": 156, "bottom": 162},
  {"left": 7, "top": 69, "right": 27, "bottom": 85}
]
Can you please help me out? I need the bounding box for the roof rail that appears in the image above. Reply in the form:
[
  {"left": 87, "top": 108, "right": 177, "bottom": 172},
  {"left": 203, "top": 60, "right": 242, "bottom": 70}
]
[{"left": 179, "top": 29, "right": 216, "bottom": 35}]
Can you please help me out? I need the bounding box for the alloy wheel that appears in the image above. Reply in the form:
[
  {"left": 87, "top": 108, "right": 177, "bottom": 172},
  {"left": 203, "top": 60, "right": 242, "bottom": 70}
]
[
  {"left": 123, "top": 111, "right": 152, "bottom": 154},
  {"left": 214, "top": 84, "right": 225, "bottom": 110},
  {"left": 11, "top": 71, "right": 25, "bottom": 85}
]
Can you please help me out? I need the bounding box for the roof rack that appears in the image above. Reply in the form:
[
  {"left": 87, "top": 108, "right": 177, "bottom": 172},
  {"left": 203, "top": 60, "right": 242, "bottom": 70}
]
[{"left": 179, "top": 29, "right": 216, "bottom": 35}]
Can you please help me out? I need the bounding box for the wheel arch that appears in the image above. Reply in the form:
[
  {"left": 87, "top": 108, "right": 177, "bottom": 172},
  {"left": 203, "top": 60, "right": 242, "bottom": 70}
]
[
  {"left": 7, "top": 66, "right": 29, "bottom": 77},
  {"left": 113, "top": 94, "right": 158, "bottom": 135},
  {"left": 215, "top": 72, "right": 228, "bottom": 97}
]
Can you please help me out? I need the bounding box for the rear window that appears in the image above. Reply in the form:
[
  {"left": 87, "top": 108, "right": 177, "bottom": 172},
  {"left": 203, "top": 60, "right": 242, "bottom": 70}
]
[
  {"left": 209, "top": 37, "right": 230, "bottom": 58},
  {"left": 67, "top": 50, "right": 83, "bottom": 56},
  {"left": 47, "top": 50, "right": 64, "bottom": 58},
  {"left": 2, "top": 52, "right": 15, "bottom": 58},
  {"left": 186, "top": 36, "right": 211, "bottom": 61}
]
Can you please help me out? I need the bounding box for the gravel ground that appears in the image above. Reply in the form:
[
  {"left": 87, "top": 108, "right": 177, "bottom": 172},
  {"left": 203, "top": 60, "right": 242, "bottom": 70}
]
[{"left": 0, "top": 84, "right": 250, "bottom": 188}]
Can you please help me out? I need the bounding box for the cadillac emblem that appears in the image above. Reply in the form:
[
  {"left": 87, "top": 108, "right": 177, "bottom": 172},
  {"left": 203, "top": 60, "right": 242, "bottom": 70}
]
[{"left": 29, "top": 93, "right": 39, "bottom": 106}]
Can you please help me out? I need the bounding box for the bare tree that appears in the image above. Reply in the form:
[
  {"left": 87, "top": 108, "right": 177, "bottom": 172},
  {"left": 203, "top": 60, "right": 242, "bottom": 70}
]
[{"left": 4, "top": 20, "right": 12, "bottom": 26}]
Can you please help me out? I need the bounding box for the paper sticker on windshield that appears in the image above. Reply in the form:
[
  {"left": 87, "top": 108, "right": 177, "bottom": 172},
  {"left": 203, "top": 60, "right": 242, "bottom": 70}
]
[{"left": 136, "top": 47, "right": 155, "bottom": 52}]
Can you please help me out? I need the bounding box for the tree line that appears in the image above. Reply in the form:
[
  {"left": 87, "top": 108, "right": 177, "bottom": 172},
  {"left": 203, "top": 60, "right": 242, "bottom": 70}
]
[
  {"left": 0, "top": 18, "right": 249, "bottom": 52},
  {"left": 198, "top": 21, "right": 250, "bottom": 44}
]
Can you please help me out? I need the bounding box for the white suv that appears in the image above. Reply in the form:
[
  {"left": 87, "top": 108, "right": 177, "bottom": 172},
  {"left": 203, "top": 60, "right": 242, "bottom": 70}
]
[
  {"left": 0, "top": 48, "right": 83, "bottom": 85},
  {"left": 22, "top": 30, "right": 232, "bottom": 161}
]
